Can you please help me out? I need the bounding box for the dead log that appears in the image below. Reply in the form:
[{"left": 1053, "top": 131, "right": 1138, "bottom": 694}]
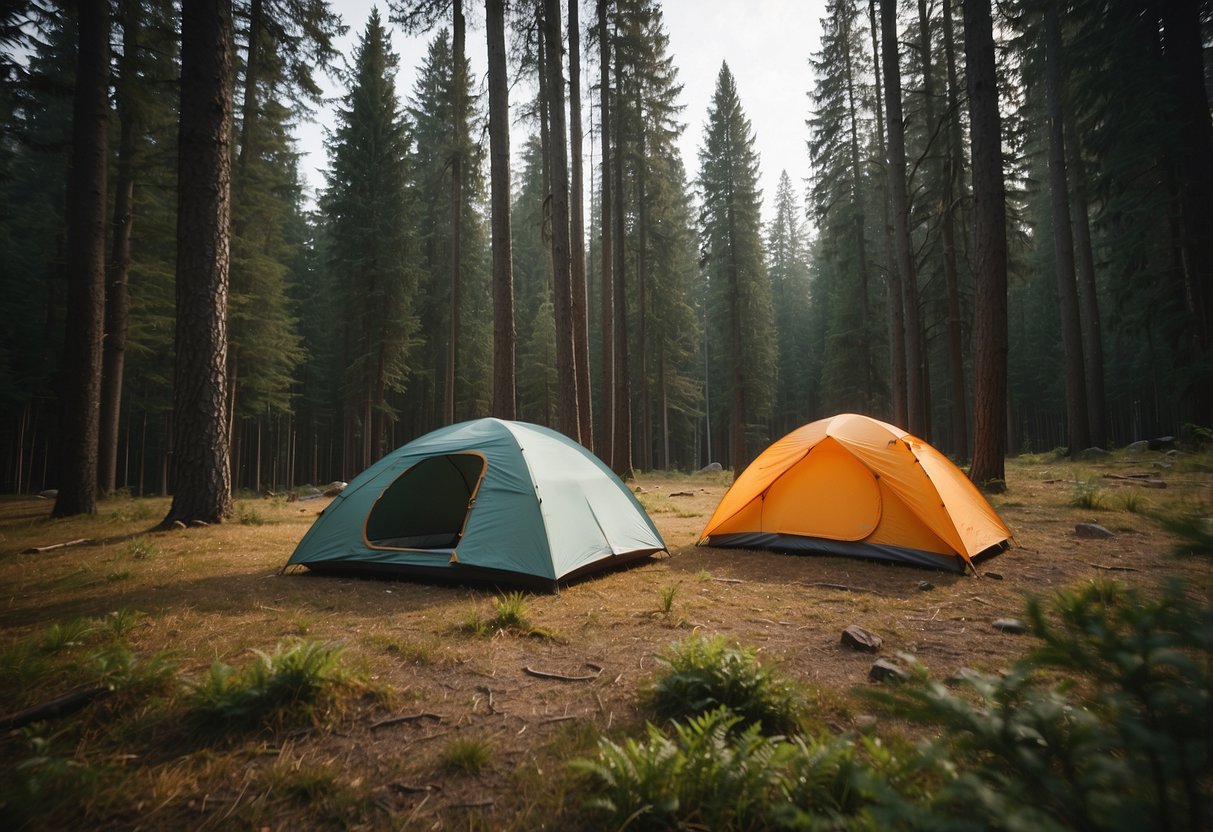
[
  {"left": 21, "top": 538, "right": 91, "bottom": 555},
  {"left": 523, "top": 664, "right": 603, "bottom": 682},
  {"left": 0, "top": 683, "right": 111, "bottom": 730}
]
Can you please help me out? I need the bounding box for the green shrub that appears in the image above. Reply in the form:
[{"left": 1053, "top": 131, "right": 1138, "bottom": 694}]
[
  {"left": 440, "top": 736, "right": 494, "bottom": 774},
  {"left": 1070, "top": 477, "right": 1106, "bottom": 510},
  {"left": 864, "top": 579, "right": 1212, "bottom": 832},
  {"left": 187, "top": 640, "right": 346, "bottom": 732},
  {"left": 645, "top": 636, "right": 803, "bottom": 735}
]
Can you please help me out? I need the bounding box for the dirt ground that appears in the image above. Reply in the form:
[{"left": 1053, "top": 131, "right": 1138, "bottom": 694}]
[{"left": 0, "top": 452, "right": 1210, "bottom": 829}]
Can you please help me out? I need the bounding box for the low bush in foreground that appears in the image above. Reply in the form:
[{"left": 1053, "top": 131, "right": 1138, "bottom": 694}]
[{"left": 578, "top": 578, "right": 1212, "bottom": 831}]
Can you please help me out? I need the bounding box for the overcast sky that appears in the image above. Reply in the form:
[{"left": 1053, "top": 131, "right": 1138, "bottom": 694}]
[{"left": 298, "top": 0, "right": 826, "bottom": 225}]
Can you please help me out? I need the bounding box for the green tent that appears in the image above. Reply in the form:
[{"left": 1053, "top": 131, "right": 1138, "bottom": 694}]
[{"left": 286, "top": 418, "right": 666, "bottom": 588}]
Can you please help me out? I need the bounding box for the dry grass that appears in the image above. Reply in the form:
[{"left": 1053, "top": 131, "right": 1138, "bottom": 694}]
[{"left": 1, "top": 450, "right": 1210, "bottom": 829}]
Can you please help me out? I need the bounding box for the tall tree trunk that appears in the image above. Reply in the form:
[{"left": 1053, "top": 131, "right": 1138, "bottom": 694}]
[
  {"left": 1044, "top": 3, "right": 1090, "bottom": 457},
  {"left": 54, "top": 0, "right": 109, "bottom": 518},
  {"left": 941, "top": 0, "right": 968, "bottom": 459},
  {"left": 568, "top": 0, "right": 593, "bottom": 448},
  {"left": 161, "top": 0, "right": 235, "bottom": 527},
  {"left": 1067, "top": 122, "right": 1105, "bottom": 448},
  {"left": 728, "top": 204, "right": 748, "bottom": 475},
  {"left": 100, "top": 0, "right": 140, "bottom": 496},
  {"left": 597, "top": 0, "right": 614, "bottom": 464},
  {"left": 447, "top": 0, "right": 465, "bottom": 424},
  {"left": 542, "top": 0, "right": 580, "bottom": 441},
  {"left": 918, "top": 0, "right": 962, "bottom": 452},
  {"left": 1158, "top": 0, "right": 1213, "bottom": 424},
  {"left": 611, "top": 42, "right": 631, "bottom": 476},
  {"left": 869, "top": 0, "right": 905, "bottom": 426},
  {"left": 487, "top": 0, "right": 516, "bottom": 419},
  {"left": 964, "top": 0, "right": 1009, "bottom": 489},
  {"left": 879, "top": 0, "right": 925, "bottom": 436},
  {"left": 637, "top": 109, "right": 651, "bottom": 471},
  {"left": 841, "top": 7, "right": 871, "bottom": 404}
]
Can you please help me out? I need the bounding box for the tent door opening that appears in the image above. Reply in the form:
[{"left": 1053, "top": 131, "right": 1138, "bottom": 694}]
[{"left": 364, "top": 453, "right": 487, "bottom": 551}]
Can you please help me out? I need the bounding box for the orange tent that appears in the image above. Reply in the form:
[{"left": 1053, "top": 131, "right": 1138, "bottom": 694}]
[{"left": 699, "top": 413, "right": 1012, "bottom": 573}]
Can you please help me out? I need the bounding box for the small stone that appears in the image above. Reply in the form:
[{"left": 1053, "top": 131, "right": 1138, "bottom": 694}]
[
  {"left": 1152, "top": 462, "right": 1173, "bottom": 470},
  {"left": 853, "top": 713, "right": 878, "bottom": 731},
  {"left": 869, "top": 658, "right": 910, "bottom": 684},
  {"left": 992, "top": 618, "right": 1028, "bottom": 634},
  {"left": 1075, "top": 522, "right": 1115, "bottom": 539},
  {"left": 917, "top": 580, "right": 934, "bottom": 591},
  {"left": 984, "top": 571, "right": 1004, "bottom": 580},
  {"left": 38, "top": 489, "right": 58, "bottom": 499},
  {"left": 841, "top": 625, "right": 883, "bottom": 653}
]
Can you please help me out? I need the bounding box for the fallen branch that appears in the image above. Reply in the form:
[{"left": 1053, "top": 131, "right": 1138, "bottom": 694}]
[
  {"left": 370, "top": 712, "right": 443, "bottom": 730},
  {"left": 523, "top": 664, "right": 603, "bottom": 682},
  {"left": 1086, "top": 562, "right": 1140, "bottom": 572},
  {"left": 969, "top": 596, "right": 995, "bottom": 608},
  {"left": 711, "top": 577, "right": 744, "bottom": 584},
  {"left": 800, "top": 581, "right": 884, "bottom": 596},
  {"left": 540, "top": 714, "right": 581, "bottom": 724},
  {"left": 0, "top": 683, "right": 111, "bottom": 730},
  {"left": 22, "top": 538, "right": 90, "bottom": 555}
]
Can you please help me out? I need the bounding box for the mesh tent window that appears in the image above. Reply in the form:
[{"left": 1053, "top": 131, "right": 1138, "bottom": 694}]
[{"left": 364, "top": 453, "right": 487, "bottom": 550}]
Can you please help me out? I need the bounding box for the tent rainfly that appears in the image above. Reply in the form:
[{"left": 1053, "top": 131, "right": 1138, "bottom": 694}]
[
  {"left": 286, "top": 418, "right": 666, "bottom": 588},
  {"left": 699, "top": 413, "right": 1012, "bottom": 573}
]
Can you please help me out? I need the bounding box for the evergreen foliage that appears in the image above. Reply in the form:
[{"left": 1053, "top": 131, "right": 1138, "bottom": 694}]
[{"left": 699, "top": 63, "right": 775, "bottom": 473}]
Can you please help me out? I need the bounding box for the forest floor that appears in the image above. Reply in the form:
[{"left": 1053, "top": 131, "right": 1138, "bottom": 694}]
[{"left": 0, "top": 448, "right": 1210, "bottom": 829}]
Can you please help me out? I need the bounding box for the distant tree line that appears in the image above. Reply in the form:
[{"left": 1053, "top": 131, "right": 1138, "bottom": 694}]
[{"left": 0, "top": 0, "right": 1209, "bottom": 516}]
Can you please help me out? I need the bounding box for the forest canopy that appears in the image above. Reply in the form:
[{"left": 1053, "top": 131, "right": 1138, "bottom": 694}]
[{"left": 1, "top": 0, "right": 1210, "bottom": 510}]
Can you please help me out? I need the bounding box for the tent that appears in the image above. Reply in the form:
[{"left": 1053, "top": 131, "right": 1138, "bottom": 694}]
[
  {"left": 286, "top": 418, "right": 666, "bottom": 588},
  {"left": 699, "top": 413, "right": 1012, "bottom": 572}
]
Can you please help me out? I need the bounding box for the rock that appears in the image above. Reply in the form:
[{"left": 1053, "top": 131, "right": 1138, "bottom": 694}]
[
  {"left": 634, "top": 486, "right": 645, "bottom": 493},
  {"left": 869, "top": 659, "right": 909, "bottom": 684},
  {"left": 697, "top": 462, "right": 723, "bottom": 474},
  {"left": 853, "top": 713, "right": 878, "bottom": 731},
  {"left": 323, "top": 481, "right": 347, "bottom": 497},
  {"left": 841, "top": 625, "right": 883, "bottom": 653},
  {"left": 992, "top": 618, "right": 1028, "bottom": 634},
  {"left": 917, "top": 580, "right": 934, "bottom": 591},
  {"left": 984, "top": 571, "right": 1004, "bottom": 580},
  {"left": 1125, "top": 440, "right": 1150, "bottom": 453},
  {"left": 38, "top": 489, "right": 58, "bottom": 499},
  {"left": 1079, "top": 447, "right": 1110, "bottom": 459},
  {"left": 1152, "top": 462, "right": 1173, "bottom": 470},
  {"left": 1075, "top": 522, "right": 1115, "bottom": 539},
  {"left": 1147, "top": 435, "right": 1175, "bottom": 451}
]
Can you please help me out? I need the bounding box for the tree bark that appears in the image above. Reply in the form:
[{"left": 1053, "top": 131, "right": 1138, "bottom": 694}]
[
  {"left": 1066, "top": 113, "right": 1106, "bottom": 449},
  {"left": 487, "top": 0, "right": 516, "bottom": 419},
  {"left": 447, "top": 0, "right": 465, "bottom": 424},
  {"left": 879, "top": 0, "right": 925, "bottom": 436},
  {"left": 161, "top": 0, "right": 235, "bottom": 527},
  {"left": 568, "top": 0, "right": 593, "bottom": 448},
  {"left": 542, "top": 0, "right": 580, "bottom": 442},
  {"left": 611, "top": 41, "right": 631, "bottom": 476},
  {"left": 1044, "top": 3, "right": 1090, "bottom": 457},
  {"left": 1158, "top": 0, "right": 1213, "bottom": 424},
  {"left": 941, "top": 0, "right": 968, "bottom": 459},
  {"left": 53, "top": 0, "right": 109, "bottom": 518},
  {"left": 869, "top": 0, "right": 905, "bottom": 427},
  {"left": 597, "top": 0, "right": 614, "bottom": 465},
  {"left": 100, "top": 0, "right": 141, "bottom": 496},
  {"left": 964, "top": 0, "right": 1009, "bottom": 489}
]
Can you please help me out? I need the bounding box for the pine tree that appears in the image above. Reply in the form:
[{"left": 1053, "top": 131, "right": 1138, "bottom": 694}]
[
  {"left": 322, "top": 9, "right": 421, "bottom": 473},
  {"left": 162, "top": 0, "right": 236, "bottom": 526},
  {"left": 53, "top": 0, "right": 109, "bottom": 517},
  {"left": 964, "top": 0, "right": 1009, "bottom": 488},
  {"left": 767, "top": 171, "right": 814, "bottom": 434},
  {"left": 699, "top": 63, "right": 775, "bottom": 475}
]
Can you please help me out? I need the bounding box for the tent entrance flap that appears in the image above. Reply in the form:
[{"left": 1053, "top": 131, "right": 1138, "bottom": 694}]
[{"left": 364, "top": 453, "right": 486, "bottom": 550}]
